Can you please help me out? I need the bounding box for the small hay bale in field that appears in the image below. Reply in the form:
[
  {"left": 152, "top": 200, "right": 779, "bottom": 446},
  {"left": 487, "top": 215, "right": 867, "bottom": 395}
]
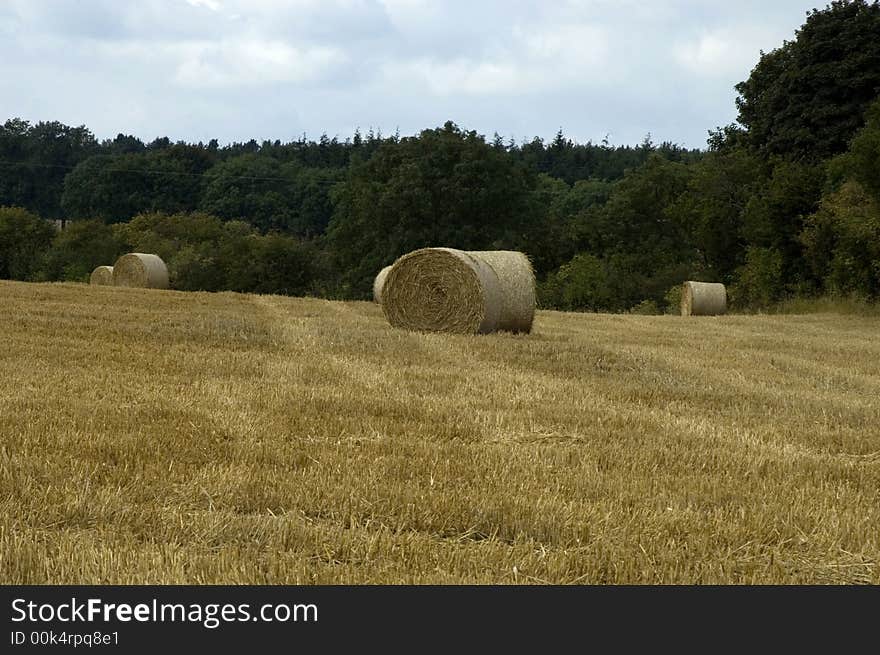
[
  {"left": 89, "top": 265, "right": 114, "bottom": 286},
  {"left": 381, "top": 247, "right": 535, "bottom": 334},
  {"left": 681, "top": 281, "right": 727, "bottom": 316},
  {"left": 111, "top": 253, "right": 169, "bottom": 289},
  {"left": 373, "top": 265, "right": 392, "bottom": 303}
]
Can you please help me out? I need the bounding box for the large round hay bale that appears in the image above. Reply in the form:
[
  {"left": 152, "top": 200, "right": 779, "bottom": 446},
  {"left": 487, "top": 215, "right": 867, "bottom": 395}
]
[
  {"left": 681, "top": 281, "right": 727, "bottom": 316},
  {"left": 381, "top": 247, "right": 535, "bottom": 334},
  {"left": 373, "top": 265, "right": 392, "bottom": 303},
  {"left": 111, "top": 253, "right": 169, "bottom": 289},
  {"left": 89, "top": 265, "right": 114, "bottom": 286}
]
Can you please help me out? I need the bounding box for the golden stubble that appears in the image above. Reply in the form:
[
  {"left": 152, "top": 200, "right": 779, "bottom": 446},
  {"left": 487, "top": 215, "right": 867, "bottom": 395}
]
[{"left": 1, "top": 280, "right": 878, "bottom": 584}]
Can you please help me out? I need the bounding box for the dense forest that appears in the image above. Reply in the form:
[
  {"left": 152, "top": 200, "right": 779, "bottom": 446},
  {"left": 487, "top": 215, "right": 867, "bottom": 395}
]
[{"left": 2, "top": 0, "right": 879, "bottom": 312}]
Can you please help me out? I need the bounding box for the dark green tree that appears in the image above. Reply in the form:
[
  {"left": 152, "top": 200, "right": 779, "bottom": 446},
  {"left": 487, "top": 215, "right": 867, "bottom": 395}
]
[
  {"left": 667, "top": 148, "right": 765, "bottom": 280},
  {"left": 735, "top": 0, "right": 880, "bottom": 160},
  {"left": 829, "top": 96, "right": 880, "bottom": 201},
  {"left": 327, "top": 121, "right": 542, "bottom": 297},
  {"left": 0, "top": 119, "right": 98, "bottom": 220},
  {"left": 62, "top": 145, "right": 212, "bottom": 223},
  {"left": 200, "top": 154, "right": 342, "bottom": 236},
  {"left": 740, "top": 158, "right": 825, "bottom": 287},
  {"left": 545, "top": 155, "right": 695, "bottom": 311}
]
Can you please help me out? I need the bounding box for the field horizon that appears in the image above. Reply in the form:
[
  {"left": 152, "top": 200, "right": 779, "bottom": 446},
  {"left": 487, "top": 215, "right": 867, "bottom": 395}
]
[{"left": 1, "top": 280, "right": 878, "bottom": 584}]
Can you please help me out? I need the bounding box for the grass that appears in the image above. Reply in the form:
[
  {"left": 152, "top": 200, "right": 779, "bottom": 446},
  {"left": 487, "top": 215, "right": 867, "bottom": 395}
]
[
  {"left": 768, "top": 295, "right": 880, "bottom": 316},
  {"left": 1, "top": 279, "right": 879, "bottom": 584}
]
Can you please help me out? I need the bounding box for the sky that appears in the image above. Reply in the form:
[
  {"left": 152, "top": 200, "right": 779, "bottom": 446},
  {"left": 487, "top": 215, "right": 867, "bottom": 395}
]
[{"left": 0, "top": 0, "right": 823, "bottom": 149}]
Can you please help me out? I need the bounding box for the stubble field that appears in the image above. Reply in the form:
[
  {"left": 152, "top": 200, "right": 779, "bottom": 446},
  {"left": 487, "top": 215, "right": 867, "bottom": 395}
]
[{"left": 1, "top": 280, "right": 878, "bottom": 583}]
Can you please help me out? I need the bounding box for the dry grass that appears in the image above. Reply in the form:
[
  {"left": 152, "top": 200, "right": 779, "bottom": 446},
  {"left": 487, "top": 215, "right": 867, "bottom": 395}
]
[{"left": 1, "top": 279, "right": 878, "bottom": 584}]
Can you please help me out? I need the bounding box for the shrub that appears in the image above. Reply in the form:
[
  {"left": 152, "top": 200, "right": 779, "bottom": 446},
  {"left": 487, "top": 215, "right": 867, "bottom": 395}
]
[
  {"left": 730, "top": 247, "right": 784, "bottom": 308},
  {"left": 629, "top": 299, "right": 661, "bottom": 315},
  {"left": 663, "top": 284, "right": 682, "bottom": 314},
  {"left": 0, "top": 206, "right": 56, "bottom": 280},
  {"left": 37, "top": 219, "right": 126, "bottom": 282}
]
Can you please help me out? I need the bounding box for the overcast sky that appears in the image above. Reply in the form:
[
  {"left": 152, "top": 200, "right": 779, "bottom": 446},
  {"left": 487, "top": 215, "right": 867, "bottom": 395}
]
[{"left": 0, "top": 0, "right": 822, "bottom": 149}]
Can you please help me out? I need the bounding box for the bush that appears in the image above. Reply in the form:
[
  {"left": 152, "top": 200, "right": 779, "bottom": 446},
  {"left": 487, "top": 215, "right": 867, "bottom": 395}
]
[
  {"left": 542, "top": 253, "right": 613, "bottom": 311},
  {"left": 730, "top": 247, "right": 784, "bottom": 308},
  {"left": 0, "top": 206, "right": 56, "bottom": 280},
  {"left": 170, "top": 245, "right": 226, "bottom": 292},
  {"left": 37, "top": 219, "right": 126, "bottom": 282},
  {"left": 663, "top": 285, "right": 682, "bottom": 314},
  {"left": 629, "top": 299, "right": 661, "bottom": 315},
  {"left": 801, "top": 181, "right": 880, "bottom": 298},
  {"left": 113, "top": 211, "right": 321, "bottom": 296},
  {"left": 225, "top": 233, "right": 317, "bottom": 296}
]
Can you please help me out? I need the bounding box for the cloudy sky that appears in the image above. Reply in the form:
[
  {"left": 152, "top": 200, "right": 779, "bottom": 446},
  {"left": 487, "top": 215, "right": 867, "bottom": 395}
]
[{"left": 0, "top": 0, "right": 821, "bottom": 149}]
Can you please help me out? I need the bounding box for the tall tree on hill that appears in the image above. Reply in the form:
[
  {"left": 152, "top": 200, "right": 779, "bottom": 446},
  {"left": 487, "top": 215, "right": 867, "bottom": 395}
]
[
  {"left": 327, "top": 121, "right": 542, "bottom": 297},
  {"left": 735, "top": 0, "right": 880, "bottom": 160},
  {"left": 0, "top": 119, "right": 98, "bottom": 220},
  {"left": 200, "top": 154, "right": 343, "bottom": 236},
  {"left": 667, "top": 149, "right": 765, "bottom": 281},
  {"left": 61, "top": 145, "right": 212, "bottom": 223}
]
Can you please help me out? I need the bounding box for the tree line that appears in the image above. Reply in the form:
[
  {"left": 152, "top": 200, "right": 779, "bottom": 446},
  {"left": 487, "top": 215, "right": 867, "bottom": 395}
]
[{"left": 1, "top": 0, "right": 879, "bottom": 312}]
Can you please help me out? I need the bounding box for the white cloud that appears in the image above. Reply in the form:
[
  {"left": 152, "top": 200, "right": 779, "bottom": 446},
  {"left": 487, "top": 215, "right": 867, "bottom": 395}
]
[
  {"left": 173, "top": 39, "right": 348, "bottom": 87},
  {"left": 381, "top": 21, "right": 610, "bottom": 97},
  {"left": 518, "top": 23, "right": 608, "bottom": 67},
  {"left": 384, "top": 58, "right": 523, "bottom": 96},
  {"left": 673, "top": 27, "right": 784, "bottom": 77},
  {"left": 0, "top": 0, "right": 823, "bottom": 147},
  {"left": 186, "top": 0, "right": 221, "bottom": 11}
]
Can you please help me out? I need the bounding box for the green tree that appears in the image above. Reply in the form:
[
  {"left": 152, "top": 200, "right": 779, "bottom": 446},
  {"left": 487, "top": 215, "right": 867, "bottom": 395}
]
[
  {"left": 586, "top": 154, "right": 695, "bottom": 303},
  {"left": 327, "top": 121, "right": 541, "bottom": 297},
  {"left": 0, "top": 119, "right": 98, "bottom": 220},
  {"left": 200, "top": 155, "right": 299, "bottom": 233},
  {"left": 829, "top": 96, "right": 880, "bottom": 202},
  {"left": 740, "top": 158, "right": 825, "bottom": 288},
  {"left": 668, "top": 148, "right": 765, "bottom": 281},
  {"left": 62, "top": 146, "right": 209, "bottom": 223},
  {"left": 200, "top": 155, "right": 342, "bottom": 236},
  {"left": 735, "top": 0, "right": 880, "bottom": 160},
  {"left": 542, "top": 155, "right": 696, "bottom": 311}
]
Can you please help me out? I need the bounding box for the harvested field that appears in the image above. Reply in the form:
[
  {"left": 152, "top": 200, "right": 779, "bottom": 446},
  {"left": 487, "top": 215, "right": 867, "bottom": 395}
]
[{"left": 1, "top": 280, "right": 878, "bottom": 584}]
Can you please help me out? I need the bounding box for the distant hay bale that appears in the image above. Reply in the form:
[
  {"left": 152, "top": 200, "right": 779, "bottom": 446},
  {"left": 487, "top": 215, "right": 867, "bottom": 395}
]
[
  {"left": 681, "top": 281, "right": 727, "bottom": 316},
  {"left": 111, "top": 253, "right": 169, "bottom": 289},
  {"left": 381, "top": 247, "right": 535, "bottom": 334},
  {"left": 373, "top": 265, "right": 392, "bottom": 303},
  {"left": 89, "top": 265, "right": 114, "bottom": 286}
]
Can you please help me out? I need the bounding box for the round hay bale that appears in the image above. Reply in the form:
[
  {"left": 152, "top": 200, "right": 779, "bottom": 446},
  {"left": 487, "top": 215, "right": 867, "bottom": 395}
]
[
  {"left": 381, "top": 247, "right": 535, "bottom": 334},
  {"left": 89, "top": 265, "right": 114, "bottom": 286},
  {"left": 681, "top": 281, "right": 727, "bottom": 316},
  {"left": 373, "top": 265, "right": 392, "bottom": 303},
  {"left": 111, "top": 253, "right": 169, "bottom": 289}
]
